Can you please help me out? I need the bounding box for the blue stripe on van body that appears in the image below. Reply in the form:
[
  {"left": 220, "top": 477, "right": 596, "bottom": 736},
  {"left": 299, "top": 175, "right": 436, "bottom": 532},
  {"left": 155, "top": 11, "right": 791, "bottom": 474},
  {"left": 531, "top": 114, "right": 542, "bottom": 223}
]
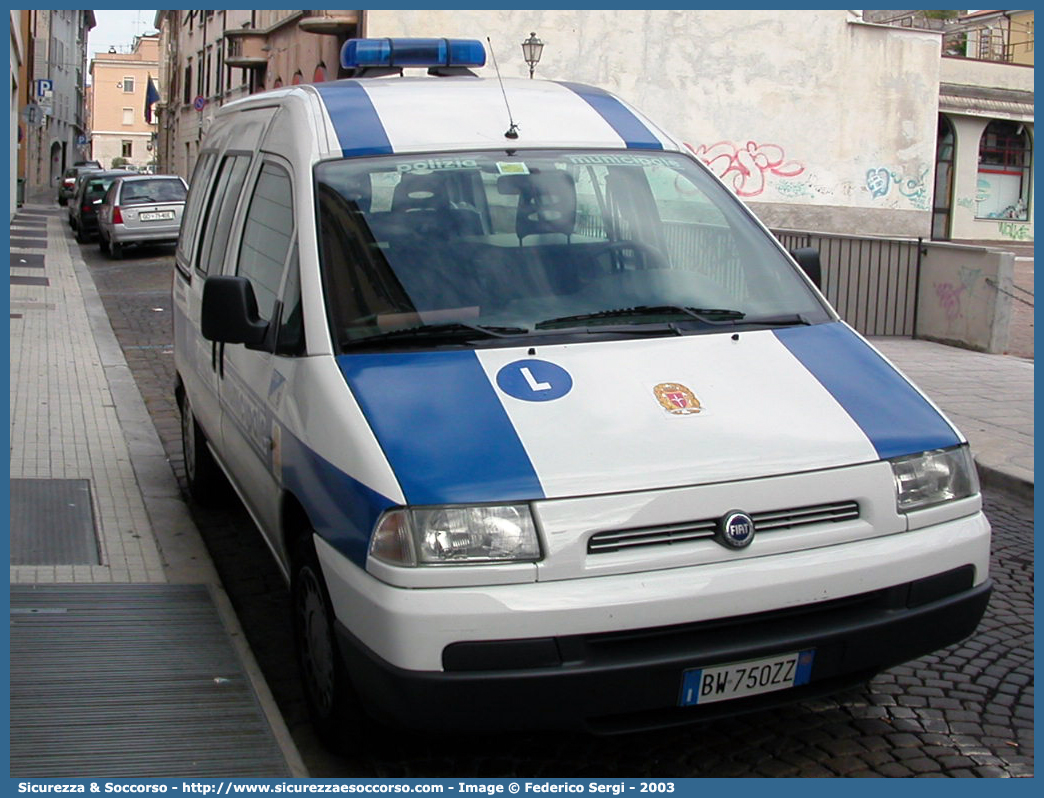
[
  {"left": 558, "top": 82, "right": 664, "bottom": 151},
  {"left": 774, "top": 323, "right": 961, "bottom": 460},
  {"left": 337, "top": 351, "right": 545, "bottom": 506},
  {"left": 280, "top": 425, "right": 397, "bottom": 567},
  {"left": 314, "top": 82, "right": 394, "bottom": 157}
]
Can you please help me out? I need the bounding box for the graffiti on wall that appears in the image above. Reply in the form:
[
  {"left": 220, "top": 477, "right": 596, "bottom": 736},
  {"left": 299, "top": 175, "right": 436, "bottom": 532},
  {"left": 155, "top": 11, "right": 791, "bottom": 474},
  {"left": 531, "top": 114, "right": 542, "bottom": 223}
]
[
  {"left": 934, "top": 266, "right": 982, "bottom": 323},
  {"left": 998, "top": 221, "right": 1032, "bottom": 241},
  {"left": 692, "top": 141, "right": 805, "bottom": 197},
  {"left": 865, "top": 167, "right": 930, "bottom": 210}
]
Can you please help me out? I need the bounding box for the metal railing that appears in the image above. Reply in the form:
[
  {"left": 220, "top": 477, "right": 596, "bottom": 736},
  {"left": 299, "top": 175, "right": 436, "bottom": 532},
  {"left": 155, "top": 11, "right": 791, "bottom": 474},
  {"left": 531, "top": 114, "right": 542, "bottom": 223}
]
[
  {"left": 773, "top": 230, "right": 923, "bottom": 337},
  {"left": 576, "top": 211, "right": 923, "bottom": 337}
]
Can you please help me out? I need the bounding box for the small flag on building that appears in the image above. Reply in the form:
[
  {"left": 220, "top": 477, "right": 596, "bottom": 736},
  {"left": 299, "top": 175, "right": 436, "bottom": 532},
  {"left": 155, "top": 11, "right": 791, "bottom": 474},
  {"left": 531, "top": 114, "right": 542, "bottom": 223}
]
[{"left": 144, "top": 75, "right": 160, "bottom": 124}]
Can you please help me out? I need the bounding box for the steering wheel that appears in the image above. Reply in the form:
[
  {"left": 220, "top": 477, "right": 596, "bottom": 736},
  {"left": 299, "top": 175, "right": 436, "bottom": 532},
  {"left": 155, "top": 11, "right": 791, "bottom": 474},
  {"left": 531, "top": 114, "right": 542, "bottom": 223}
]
[{"left": 592, "top": 239, "right": 668, "bottom": 270}]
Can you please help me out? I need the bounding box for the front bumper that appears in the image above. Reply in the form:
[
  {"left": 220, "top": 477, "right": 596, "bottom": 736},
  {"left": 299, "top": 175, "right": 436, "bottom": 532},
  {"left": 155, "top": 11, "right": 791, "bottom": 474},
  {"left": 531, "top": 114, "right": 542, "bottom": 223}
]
[
  {"left": 317, "top": 510, "right": 991, "bottom": 732},
  {"left": 336, "top": 570, "right": 990, "bottom": 733}
]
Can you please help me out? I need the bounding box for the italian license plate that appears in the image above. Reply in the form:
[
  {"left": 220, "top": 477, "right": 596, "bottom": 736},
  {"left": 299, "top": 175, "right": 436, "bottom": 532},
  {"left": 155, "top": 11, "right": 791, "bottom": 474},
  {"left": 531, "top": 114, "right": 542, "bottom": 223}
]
[
  {"left": 140, "top": 211, "right": 174, "bottom": 221},
  {"left": 679, "top": 649, "right": 814, "bottom": 706}
]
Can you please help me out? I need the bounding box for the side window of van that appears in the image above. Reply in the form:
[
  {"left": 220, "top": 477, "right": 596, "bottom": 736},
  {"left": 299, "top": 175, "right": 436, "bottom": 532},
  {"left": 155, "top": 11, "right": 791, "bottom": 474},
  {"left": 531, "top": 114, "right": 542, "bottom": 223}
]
[
  {"left": 176, "top": 152, "right": 216, "bottom": 271},
  {"left": 196, "top": 153, "right": 252, "bottom": 276},
  {"left": 237, "top": 161, "right": 294, "bottom": 323},
  {"left": 275, "top": 243, "right": 304, "bottom": 357}
]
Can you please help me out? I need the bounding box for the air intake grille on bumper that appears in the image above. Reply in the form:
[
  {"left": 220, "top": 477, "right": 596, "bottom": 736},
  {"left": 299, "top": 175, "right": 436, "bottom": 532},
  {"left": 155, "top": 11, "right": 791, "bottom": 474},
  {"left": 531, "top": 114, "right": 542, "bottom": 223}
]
[{"left": 587, "top": 501, "right": 860, "bottom": 554}]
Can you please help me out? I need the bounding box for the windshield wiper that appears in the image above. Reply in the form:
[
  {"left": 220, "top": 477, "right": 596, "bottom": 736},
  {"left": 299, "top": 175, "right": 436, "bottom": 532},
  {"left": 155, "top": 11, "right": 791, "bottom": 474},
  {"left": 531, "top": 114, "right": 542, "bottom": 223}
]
[
  {"left": 535, "top": 305, "right": 745, "bottom": 329},
  {"left": 729, "top": 313, "right": 811, "bottom": 328},
  {"left": 340, "top": 321, "right": 530, "bottom": 349}
]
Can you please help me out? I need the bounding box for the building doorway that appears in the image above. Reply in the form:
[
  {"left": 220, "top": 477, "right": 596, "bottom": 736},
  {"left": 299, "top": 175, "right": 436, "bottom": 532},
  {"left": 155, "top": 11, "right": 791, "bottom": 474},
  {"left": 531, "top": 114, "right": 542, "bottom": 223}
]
[
  {"left": 49, "top": 141, "right": 63, "bottom": 189},
  {"left": 932, "top": 115, "right": 955, "bottom": 240}
]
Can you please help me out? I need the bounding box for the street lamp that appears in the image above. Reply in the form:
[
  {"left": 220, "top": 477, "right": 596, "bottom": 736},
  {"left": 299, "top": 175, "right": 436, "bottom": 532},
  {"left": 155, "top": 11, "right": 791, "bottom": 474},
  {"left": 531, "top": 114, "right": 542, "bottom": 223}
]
[{"left": 521, "top": 32, "right": 544, "bottom": 79}]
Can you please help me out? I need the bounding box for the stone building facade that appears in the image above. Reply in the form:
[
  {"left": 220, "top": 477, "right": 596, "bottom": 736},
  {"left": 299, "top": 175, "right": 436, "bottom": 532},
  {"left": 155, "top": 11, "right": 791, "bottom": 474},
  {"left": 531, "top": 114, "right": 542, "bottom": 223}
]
[
  {"left": 152, "top": 9, "right": 1033, "bottom": 243},
  {"left": 89, "top": 34, "right": 160, "bottom": 171}
]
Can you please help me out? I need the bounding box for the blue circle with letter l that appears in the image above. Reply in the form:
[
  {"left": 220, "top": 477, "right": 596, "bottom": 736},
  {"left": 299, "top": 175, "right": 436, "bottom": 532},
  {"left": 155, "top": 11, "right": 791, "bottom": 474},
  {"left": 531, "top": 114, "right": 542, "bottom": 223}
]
[{"left": 496, "top": 359, "right": 573, "bottom": 402}]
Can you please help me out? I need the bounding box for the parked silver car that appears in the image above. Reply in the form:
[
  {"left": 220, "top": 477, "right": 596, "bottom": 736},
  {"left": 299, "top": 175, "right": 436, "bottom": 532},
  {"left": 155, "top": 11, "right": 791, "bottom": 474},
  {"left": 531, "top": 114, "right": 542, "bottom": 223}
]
[{"left": 97, "top": 174, "right": 189, "bottom": 258}]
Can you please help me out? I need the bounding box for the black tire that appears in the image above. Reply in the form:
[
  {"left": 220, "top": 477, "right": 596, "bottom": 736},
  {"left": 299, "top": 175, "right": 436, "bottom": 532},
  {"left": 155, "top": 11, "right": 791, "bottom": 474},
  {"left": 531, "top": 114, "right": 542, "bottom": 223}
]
[
  {"left": 58, "top": 197, "right": 67, "bottom": 207},
  {"left": 98, "top": 231, "right": 110, "bottom": 254},
  {"left": 110, "top": 240, "right": 124, "bottom": 260},
  {"left": 75, "top": 224, "right": 90, "bottom": 244},
  {"left": 179, "top": 389, "right": 227, "bottom": 507},
  {"left": 291, "top": 533, "right": 376, "bottom": 751}
]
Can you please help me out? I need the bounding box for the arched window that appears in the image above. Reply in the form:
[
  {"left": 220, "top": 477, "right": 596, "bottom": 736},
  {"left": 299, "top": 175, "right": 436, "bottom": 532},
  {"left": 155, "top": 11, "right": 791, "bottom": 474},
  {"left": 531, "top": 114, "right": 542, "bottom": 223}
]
[
  {"left": 313, "top": 63, "right": 327, "bottom": 83},
  {"left": 977, "top": 120, "right": 1031, "bottom": 220},
  {"left": 291, "top": 71, "right": 303, "bottom": 86}
]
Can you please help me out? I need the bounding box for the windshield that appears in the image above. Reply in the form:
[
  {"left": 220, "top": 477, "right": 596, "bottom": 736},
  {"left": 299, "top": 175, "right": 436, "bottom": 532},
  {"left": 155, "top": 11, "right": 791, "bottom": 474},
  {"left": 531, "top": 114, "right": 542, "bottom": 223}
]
[
  {"left": 84, "top": 176, "right": 118, "bottom": 201},
  {"left": 120, "top": 178, "right": 187, "bottom": 205},
  {"left": 315, "top": 150, "right": 831, "bottom": 349}
]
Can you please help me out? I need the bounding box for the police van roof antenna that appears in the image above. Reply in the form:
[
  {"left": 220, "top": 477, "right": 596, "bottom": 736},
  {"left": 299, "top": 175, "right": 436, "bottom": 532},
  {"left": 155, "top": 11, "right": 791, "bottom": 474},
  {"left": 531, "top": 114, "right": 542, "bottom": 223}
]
[{"left": 487, "top": 37, "right": 519, "bottom": 140}]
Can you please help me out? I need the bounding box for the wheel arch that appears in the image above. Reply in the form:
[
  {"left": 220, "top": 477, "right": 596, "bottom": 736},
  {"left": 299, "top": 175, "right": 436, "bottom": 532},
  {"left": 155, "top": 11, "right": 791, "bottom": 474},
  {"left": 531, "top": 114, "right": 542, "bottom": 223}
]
[{"left": 281, "top": 490, "right": 317, "bottom": 567}]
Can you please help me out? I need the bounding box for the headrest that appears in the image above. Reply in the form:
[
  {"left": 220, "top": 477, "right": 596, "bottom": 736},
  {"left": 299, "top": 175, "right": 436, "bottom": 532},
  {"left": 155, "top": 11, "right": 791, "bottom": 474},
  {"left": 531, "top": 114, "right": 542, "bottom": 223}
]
[
  {"left": 393, "top": 172, "right": 448, "bottom": 212},
  {"left": 499, "top": 171, "right": 577, "bottom": 240}
]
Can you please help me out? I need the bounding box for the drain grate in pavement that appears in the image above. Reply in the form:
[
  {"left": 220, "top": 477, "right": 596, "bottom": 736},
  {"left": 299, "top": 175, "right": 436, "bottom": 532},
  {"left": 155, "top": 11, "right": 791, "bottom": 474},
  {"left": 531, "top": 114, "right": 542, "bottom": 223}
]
[
  {"left": 11, "top": 584, "right": 293, "bottom": 777},
  {"left": 10, "top": 275, "right": 49, "bottom": 286},
  {"left": 11, "top": 237, "right": 47, "bottom": 249},
  {"left": 11, "top": 252, "right": 45, "bottom": 268},
  {"left": 10, "top": 478, "right": 100, "bottom": 565}
]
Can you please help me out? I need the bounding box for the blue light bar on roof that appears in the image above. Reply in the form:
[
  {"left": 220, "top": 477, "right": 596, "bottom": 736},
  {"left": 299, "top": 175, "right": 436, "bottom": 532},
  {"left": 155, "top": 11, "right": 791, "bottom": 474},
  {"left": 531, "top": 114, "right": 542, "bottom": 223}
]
[{"left": 340, "top": 38, "right": 487, "bottom": 70}]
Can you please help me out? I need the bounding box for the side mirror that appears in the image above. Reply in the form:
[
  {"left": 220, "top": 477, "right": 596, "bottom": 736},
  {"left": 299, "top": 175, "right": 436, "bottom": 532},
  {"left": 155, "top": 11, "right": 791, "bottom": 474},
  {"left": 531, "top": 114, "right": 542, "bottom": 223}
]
[
  {"left": 202, "top": 275, "right": 269, "bottom": 347},
  {"left": 790, "top": 247, "right": 822, "bottom": 290}
]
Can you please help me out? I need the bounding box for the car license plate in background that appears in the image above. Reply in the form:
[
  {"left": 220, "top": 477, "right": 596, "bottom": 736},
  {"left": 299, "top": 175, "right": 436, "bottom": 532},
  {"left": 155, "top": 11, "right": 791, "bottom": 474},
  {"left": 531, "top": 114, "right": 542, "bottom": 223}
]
[
  {"left": 140, "top": 211, "right": 175, "bottom": 221},
  {"left": 679, "top": 649, "right": 814, "bottom": 706}
]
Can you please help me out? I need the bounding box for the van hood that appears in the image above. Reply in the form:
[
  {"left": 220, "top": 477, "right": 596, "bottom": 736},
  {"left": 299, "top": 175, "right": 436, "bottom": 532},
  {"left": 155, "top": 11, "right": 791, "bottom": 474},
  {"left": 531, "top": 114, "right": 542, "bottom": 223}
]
[{"left": 337, "top": 323, "right": 962, "bottom": 506}]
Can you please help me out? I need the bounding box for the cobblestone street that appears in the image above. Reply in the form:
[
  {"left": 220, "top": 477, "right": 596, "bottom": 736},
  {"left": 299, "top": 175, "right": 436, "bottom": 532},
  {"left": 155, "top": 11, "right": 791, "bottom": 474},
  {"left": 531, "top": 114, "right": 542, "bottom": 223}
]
[{"left": 79, "top": 238, "right": 1033, "bottom": 778}]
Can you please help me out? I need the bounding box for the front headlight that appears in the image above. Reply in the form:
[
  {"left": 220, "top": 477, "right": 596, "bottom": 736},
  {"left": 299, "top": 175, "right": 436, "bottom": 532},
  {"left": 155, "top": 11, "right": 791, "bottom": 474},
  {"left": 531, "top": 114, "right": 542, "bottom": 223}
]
[
  {"left": 369, "top": 504, "right": 541, "bottom": 566},
  {"left": 890, "top": 445, "right": 979, "bottom": 513}
]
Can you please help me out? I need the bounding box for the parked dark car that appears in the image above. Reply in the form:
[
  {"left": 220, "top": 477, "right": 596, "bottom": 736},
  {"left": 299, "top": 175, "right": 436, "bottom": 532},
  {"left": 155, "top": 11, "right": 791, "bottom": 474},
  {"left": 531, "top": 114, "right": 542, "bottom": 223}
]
[
  {"left": 70, "top": 170, "right": 133, "bottom": 243},
  {"left": 57, "top": 165, "right": 101, "bottom": 206}
]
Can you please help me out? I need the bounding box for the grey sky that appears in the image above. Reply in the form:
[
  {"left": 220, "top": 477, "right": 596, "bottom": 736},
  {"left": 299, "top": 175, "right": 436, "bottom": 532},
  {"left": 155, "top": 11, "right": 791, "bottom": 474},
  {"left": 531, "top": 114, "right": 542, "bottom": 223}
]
[{"left": 88, "top": 9, "right": 158, "bottom": 61}]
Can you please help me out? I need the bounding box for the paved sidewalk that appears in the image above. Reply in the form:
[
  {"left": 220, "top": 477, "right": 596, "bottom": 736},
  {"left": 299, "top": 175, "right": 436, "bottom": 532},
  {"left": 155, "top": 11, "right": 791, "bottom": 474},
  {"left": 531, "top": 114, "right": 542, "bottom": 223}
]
[
  {"left": 871, "top": 337, "right": 1034, "bottom": 499},
  {"left": 9, "top": 203, "right": 307, "bottom": 777}
]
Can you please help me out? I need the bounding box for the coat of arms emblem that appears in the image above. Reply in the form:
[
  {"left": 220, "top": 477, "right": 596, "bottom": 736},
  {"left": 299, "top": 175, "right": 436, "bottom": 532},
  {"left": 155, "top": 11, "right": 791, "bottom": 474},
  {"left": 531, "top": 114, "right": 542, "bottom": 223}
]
[{"left": 653, "top": 382, "right": 702, "bottom": 415}]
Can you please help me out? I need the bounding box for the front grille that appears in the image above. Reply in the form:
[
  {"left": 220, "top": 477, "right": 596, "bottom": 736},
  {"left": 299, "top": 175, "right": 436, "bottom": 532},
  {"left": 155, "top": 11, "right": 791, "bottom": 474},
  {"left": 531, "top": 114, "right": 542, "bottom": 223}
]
[{"left": 587, "top": 500, "right": 860, "bottom": 554}]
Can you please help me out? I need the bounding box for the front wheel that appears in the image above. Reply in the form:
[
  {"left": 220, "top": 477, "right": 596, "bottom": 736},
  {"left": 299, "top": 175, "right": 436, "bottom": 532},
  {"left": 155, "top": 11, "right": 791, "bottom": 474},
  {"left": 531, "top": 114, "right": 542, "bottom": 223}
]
[
  {"left": 179, "top": 389, "right": 227, "bottom": 506},
  {"left": 291, "top": 534, "right": 377, "bottom": 751}
]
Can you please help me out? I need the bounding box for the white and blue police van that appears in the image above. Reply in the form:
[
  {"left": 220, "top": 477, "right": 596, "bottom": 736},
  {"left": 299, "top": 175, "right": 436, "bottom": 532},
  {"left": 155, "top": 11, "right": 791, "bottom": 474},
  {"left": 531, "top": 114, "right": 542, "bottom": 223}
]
[{"left": 173, "top": 38, "right": 991, "bottom": 744}]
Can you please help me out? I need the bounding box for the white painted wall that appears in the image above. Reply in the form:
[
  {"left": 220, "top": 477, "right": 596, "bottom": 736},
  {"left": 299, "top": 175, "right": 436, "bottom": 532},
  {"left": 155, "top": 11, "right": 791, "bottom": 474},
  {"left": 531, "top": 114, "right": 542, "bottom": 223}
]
[
  {"left": 917, "top": 243, "right": 1014, "bottom": 353},
  {"left": 365, "top": 9, "right": 943, "bottom": 237}
]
